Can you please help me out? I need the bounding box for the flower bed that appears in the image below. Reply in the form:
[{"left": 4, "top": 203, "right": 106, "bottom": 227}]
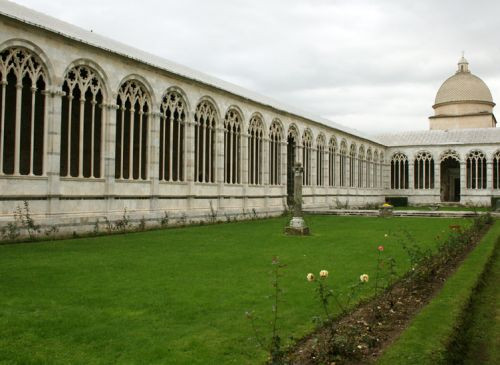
[{"left": 286, "top": 214, "right": 495, "bottom": 364}]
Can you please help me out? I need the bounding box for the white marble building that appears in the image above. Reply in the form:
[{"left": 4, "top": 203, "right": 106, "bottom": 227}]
[{"left": 0, "top": 1, "right": 499, "bottom": 232}]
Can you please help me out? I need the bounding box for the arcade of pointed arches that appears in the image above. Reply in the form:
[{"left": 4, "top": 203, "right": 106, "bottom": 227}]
[{"left": 0, "top": 45, "right": 390, "bottom": 192}]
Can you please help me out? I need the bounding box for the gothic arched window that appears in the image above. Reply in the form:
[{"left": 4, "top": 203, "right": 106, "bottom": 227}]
[
  {"left": 224, "top": 108, "right": 242, "bottom": 184},
  {"left": 248, "top": 115, "right": 264, "bottom": 185},
  {"left": 349, "top": 143, "right": 356, "bottom": 187},
  {"left": 0, "top": 47, "right": 47, "bottom": 176},
  {"left": 414, "top": 151, "right": 434, "bottom": 189},
  {"left": 316, "top": 134, "right": 325, "bottom": 186},
  {"left": 328, "top": 137, "right": 337, "bottom": 187},
  {"left": 302, "top": 129, "right": 313, "bottom": 186},
  {"left": 269, "top": 119, "right": 283, "bottom": 185},
  {"left": 366, "top": 149, "right": 372, "bottom": 188},
  {"left": 194, "top": 100, "right": 217, "bottom": 183},
  {"left": 339, "top": 140, "right": 347, "bottom": 187},
  {"left": 466, "top": 150, "right": 487, "bottom": 189},
  {"left": 373, "top": 151, "right": 379, "bottom": 188},
  {"left": 115, "top": 80, "right": 150, "bottom": 180},
  {"left": 391, "top": 152, "right": 408, "bottom": 189},
  {"left": 61, "top": 65, "right": 103, "bottom": 178},
  {"left": 159, "top": 90, "right": 185, "bottom": 182},
  {"left": 493, "top": 151, "right": 500, "bottom": 189},
  {"left": 358, "top": 146, "right": 365, "bottom": 188}
]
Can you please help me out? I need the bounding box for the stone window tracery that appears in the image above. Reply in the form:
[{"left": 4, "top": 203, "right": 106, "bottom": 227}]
[
  {"left": 339, "top": 140, "right": 347, "bottom": 187},
  {"left": 194, "top": 100, "right": 217, "bottom": 183},
  {"left": 223, "top": 108, "right": 242, "bottom": 185},
  {"left": 61, "top": 65, "right": 103, "bottom": 178},
  {"left": 248, "top": 115, "right": 264, "bottom": 185},
  {"left": 328, "top": 137, "right": 337, "bottom": 187},
  {"left": 0, "top": 47, "right": 47, "bottom": 176},
  {"left": 349, "top": 143, "right": 356, "bottom": 187},
  {"left": 373, "top": 151, "right": 379, "bottom": 188},
  {"left": 466, "top": 150, "right": 487, "bottom": 189},
  {"left": 366, "top": 149, "right": 372, "bottom": 188},
  {"left": 358, "top": 146, "right": 365, "bottom": 188},
  {"left": 414, "top": 151, "right": 434, "bottom": 189},
  {"left": 115, "top": 80, "right": 150, "bottom": 180},
  {"left": 159, "top": 90, "right": 185, "bottom": 182},
  {"left": 493, "top": 151, "right": 500, "bottom": 190},
  {"left": 316, "top": 134, "right": 325, "bottom": 186},
  {"left": 379, "top": 153, "right": 384, "bottom": 187},
  {"left": 302, "top": 129, "right": 312, "bottom": 186},
  {"left": 269, "top": 119, "right": 282, "bottom": 185},
  {"left": 391, "top": 152, "right": 408, "bottom": 189}
]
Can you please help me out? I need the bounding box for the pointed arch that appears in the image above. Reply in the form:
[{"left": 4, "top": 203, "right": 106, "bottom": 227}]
[
  {"left": 248, "top": 114, "right": 264, "bottom": 185},
  {"left": 224, "top": 106, "right": 243, "bottom": 184},
  {"left": 60, "top": 64, "right": 105, "bottom": 178},
  {"left": 194, "top": 99, "right": 218, "bottom": 183},
  {"left": 316, "top": 133, "right": 326, "bottom": 186},
  {"left": 302, "top": 129, "right": 313, "bottom": 186},
  {"left": 493, "top": 150, "right": 500, "bottom": 189},
  {"left": 466, "top": 150, "right": 487, "bottom": 189},
  {"left": 414, "top": 151, "right": 434, "bottom": 189},
  {"left": 328, "top": 136, "right": 337, "bottom": 186},
  {"left": 115, "top": 79, "right": 151, "bottom": 180},
  {"left": 391, "top": 152, "right": 409, "bottom": 189},
  {"left": 159, "top": 88, "right": 187, "bottom": 182},
  {"left": 349, "top": 143, "right": 357, "bottom": 187},
  {"left": 0, "top": 46, "right": 48, "bottom": 176},
  {"left": 269, "top": 118, "right": 283, "bottom": 185}
]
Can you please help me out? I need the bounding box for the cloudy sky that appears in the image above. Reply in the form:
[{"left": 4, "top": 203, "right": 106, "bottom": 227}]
[{"left": 10, "top": 0, "right": 500, "bottom": 134}]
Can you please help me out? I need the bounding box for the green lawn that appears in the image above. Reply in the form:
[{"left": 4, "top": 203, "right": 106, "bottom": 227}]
[
  {"left": 0, "top": 216, "right": 467, "bottom": 364},
  {"left": 463, "top": 239, "right": 500, "bottom": 364},
  {"left": 393, "top": 205, "right": 490, "bottom": 212}
]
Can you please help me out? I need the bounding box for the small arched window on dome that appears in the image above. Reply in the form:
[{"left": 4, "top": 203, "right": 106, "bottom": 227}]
[
  {"left": 466, "top": 150, "right": 487, "bottom": 189},
  {"left": 414, "top": 152, "right": 434, "bottom": 189},
  {"left": 494, "top": 151, "right": 500, "bottom": 190},
  {"left": 391, "top": 153, "right": 408, "bottom": 189}
]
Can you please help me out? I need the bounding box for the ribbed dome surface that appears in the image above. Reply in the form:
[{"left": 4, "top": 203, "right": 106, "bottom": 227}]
[{"left": 434, "top": 72, "right": 493, "bottom": 105}]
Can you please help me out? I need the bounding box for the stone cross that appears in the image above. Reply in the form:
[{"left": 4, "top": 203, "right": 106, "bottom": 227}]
[
  {"left": 285, "top": 162, "right": 310, "bottom": 235},
  {"left": 293, "top": 162, "right": 304, "bottom": 217}
]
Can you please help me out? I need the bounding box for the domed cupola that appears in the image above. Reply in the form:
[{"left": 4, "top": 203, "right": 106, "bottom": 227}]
[{"left": 430, "top": 55, "right": 496, "bottom": 130}]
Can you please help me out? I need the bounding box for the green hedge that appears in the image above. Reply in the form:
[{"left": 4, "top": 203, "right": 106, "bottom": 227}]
[{"left": 377, "top": 220, "right": 500, "bottom": 365}]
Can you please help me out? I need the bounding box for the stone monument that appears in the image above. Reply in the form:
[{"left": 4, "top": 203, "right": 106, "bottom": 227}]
[{"left": 285, "top": 163, "right": 310, "bottom": 235}]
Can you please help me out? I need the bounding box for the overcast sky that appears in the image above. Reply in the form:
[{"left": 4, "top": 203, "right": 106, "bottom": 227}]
[{"left": 10, "top": 0, "right": 500, "bottom": 134}]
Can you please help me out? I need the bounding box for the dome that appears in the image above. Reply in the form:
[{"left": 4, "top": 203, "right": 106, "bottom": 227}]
[{"left": 434, "top": 57, "right": 494, "bottom": 107}]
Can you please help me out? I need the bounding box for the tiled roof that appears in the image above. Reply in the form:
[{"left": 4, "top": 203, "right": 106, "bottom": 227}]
[
  {"left": 0, "top": 0, "right": 381, "bottom": 144},
  {"left": 435, "top": 72, "right": 493, "bottom": 105},
  {"left": 376, "top": 128, "right": 500, "bottom": 147}
]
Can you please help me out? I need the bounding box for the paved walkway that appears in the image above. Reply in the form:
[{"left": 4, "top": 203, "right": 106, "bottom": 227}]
[{"left": 305, "top": 209, "right": 500, "bottom": 218}]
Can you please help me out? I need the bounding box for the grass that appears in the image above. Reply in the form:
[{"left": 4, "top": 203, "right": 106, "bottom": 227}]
[
  {"left": 377, "top": 219, "right": 500, "bottom": 365},
  {"left": 392, "top": 205, "right": 490, "bottom": 212},
  {"left": 462, "top": 237, "right": 500, "bottom": 364},
  {"left": 0, "top": 216, "right": 467, "bottom": 364}
]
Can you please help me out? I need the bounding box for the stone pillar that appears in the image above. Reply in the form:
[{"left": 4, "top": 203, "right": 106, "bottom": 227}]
[
  {"left": 460, "top": 161, "right": 466, "bottom": 202},
  {"left": 185, "top": 116, "right": 196, "bottom": 211},
  {"left": 45, "top": 88, "right": 65, "bottom": 215},
  {"left": 241, "top": 132, "right": 249, "bottom": 213},
  {"left": 149, "top": 111, "right": 161, "bottom": 214},
  {"left": 487, "top": 161, "right": 493, "bottom": 190},
  {"left": 103, "top": 101, "right": 118, "bottom": 214},
  {"left": 408, "top": 160, "right": 414, "bottom": 190},
  {"left": 263, "top": 137, "right": 270, "bottom": 213},
  {"left": 434, "top": 159, "right": 441, "bottom": 201},
  {"left": 216, "top": 124, "right": 224, "bottom": 212}
]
